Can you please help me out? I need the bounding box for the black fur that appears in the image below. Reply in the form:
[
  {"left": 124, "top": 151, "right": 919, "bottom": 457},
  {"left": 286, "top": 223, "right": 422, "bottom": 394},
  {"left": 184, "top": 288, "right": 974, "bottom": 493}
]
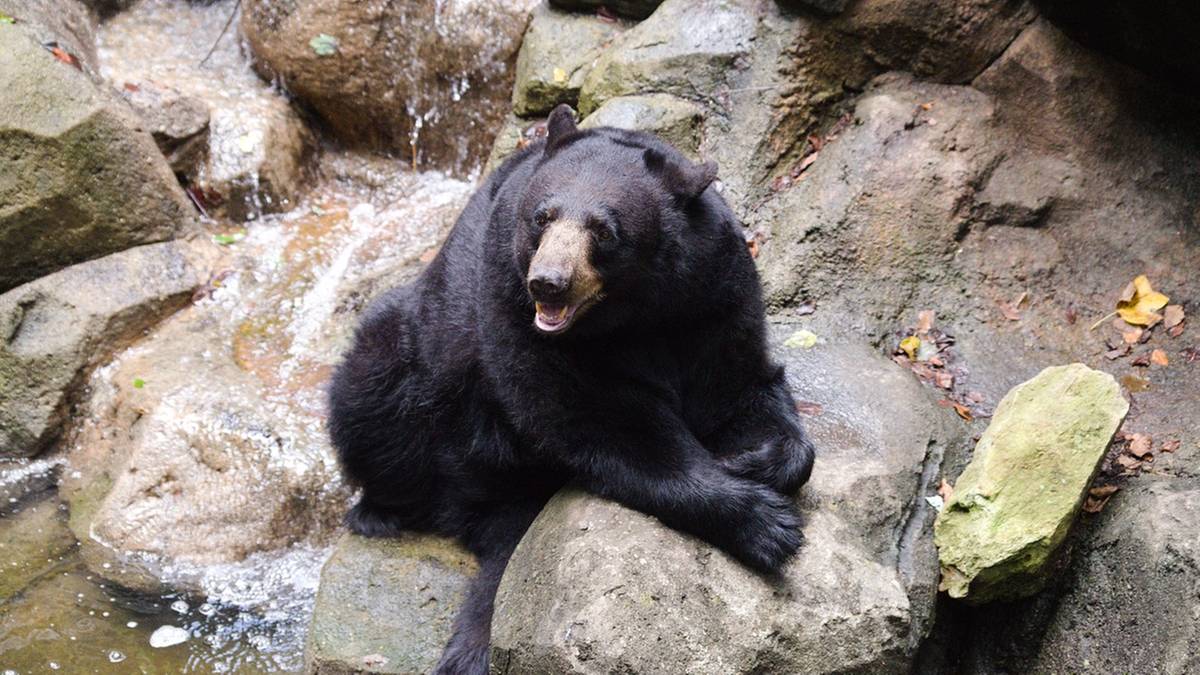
[{"left": 328, "top": 110, "right": 815, "bottom": 674}]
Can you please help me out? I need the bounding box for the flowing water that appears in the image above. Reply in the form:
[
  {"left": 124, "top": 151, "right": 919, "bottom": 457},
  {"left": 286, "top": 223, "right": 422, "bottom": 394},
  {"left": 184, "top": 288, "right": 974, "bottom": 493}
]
[{"left": 0, "top": 0, "right": 475, "bottom": 672}]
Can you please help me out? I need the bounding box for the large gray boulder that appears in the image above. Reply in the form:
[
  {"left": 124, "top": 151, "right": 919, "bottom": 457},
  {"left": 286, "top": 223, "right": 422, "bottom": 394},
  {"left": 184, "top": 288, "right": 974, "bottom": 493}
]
[
  {"left": 306, "top": 534, "right": 477, "bottom": 675},
  {"left": 0, "top": 23, "right": 197, "bottom": 292},
  {"left": 491, "top": 339, "right": 967, "bottom": 673},
  {"left": 0, "top": 240, "right": 214, "bottom": 458},
  {"left": 241, "top": 0, "right": 538, "bottom": 175}
]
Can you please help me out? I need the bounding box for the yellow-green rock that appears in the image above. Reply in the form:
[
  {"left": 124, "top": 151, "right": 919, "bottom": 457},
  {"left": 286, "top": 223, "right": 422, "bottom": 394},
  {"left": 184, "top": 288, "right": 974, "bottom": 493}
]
[{"left": 934, "top": 363, "right": 1128, "bottom": 604}]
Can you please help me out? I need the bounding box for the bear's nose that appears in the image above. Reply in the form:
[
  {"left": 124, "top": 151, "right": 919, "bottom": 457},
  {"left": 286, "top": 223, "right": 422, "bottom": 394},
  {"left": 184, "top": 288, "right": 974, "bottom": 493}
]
[{"left": 527, "top": 270, "right": 569, "bottom": 299}]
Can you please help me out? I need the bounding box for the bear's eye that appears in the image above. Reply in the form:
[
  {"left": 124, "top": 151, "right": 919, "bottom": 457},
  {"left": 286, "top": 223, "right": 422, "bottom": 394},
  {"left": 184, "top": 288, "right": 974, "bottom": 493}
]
[
  {"left": 533, "top": 208, "right": 554, "bottom": 229},
  {"left": 596, "top": 228, "right": 612, "bottom": 242}
]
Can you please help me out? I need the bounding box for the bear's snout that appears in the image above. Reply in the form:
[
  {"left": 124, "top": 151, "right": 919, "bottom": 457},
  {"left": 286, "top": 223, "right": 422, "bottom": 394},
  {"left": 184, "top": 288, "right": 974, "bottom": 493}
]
[{"left": 526, "top": 220, "right": 604, "bottom": 334}]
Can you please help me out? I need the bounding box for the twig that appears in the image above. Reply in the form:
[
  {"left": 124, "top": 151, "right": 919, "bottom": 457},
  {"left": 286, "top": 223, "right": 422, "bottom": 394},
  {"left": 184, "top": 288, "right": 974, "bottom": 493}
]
[
  {"left": 199, "top": 0, "right": 241, "bottom": 67},
  {"left": 1089, "top": 310, "right": 1118, "bottom": 331}
]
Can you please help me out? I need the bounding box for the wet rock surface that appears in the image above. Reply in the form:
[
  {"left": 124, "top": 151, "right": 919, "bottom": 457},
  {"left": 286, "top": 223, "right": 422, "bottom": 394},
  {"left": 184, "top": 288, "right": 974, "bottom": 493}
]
[
  {"left": 0, "top": 23, "right": 196, "bottom": 292},
  {"left": 59, "top": 155, "right": 472, "bottom": 594},
  {"left": 491, "top": 339, "right": 966, "bottom": 674},
  {"left": 934, "top": 364, "right": 1128, "bottom": 603},
  {"left": 99, "top": 0, "right": 315, "bottom": 222},
  {"left": 241, "top": 0, "right": 537, "bottom": 176},
  {"left": 306, "top": 534, "right": 477, "bottom": 675},
  {"left": 0, "top": 241, "right": 214, "bottom": 458},
  {"left": 549, "top": 0, "right": 663, "bottom": 20}
]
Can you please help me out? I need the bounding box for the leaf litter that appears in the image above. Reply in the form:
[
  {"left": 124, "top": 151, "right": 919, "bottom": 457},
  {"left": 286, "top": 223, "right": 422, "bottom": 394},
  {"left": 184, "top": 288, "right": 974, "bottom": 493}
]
[{"left": 891, "top": 310, "right": 984, "bottom": 421}]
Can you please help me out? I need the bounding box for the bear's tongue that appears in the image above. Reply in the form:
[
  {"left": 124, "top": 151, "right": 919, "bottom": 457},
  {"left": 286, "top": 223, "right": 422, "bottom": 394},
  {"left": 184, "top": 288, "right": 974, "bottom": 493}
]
[{"left": 535, "top": 302, "right": 572, "bottom": 330}]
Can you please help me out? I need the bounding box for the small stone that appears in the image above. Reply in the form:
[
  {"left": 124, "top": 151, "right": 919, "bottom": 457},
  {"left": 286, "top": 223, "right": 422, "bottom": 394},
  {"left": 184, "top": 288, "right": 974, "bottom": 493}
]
[{"left": 934, "top": 364, "right": 1128, "bottom": 603}]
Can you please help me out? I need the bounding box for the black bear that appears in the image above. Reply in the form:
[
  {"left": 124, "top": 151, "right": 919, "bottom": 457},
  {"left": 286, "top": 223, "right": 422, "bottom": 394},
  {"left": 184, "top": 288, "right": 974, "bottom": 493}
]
[{"left": 328, "top": 105, "right": 815, "bottom": 674}]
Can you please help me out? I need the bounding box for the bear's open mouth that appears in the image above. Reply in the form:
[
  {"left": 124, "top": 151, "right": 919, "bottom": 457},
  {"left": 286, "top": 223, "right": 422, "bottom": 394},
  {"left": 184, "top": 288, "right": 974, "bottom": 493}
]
[
  {"left": 533, "top": 297, "right": 598, "bottom": 334},
  {"left": 534, "top": 302, "right": 577, "bottom": 333}
]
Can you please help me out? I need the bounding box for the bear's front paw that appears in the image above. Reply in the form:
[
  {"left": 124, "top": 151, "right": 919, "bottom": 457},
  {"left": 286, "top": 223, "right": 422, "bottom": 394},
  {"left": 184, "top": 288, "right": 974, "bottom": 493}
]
[{"left": 731, "top": 487, "right": 803, "bottom": 574}]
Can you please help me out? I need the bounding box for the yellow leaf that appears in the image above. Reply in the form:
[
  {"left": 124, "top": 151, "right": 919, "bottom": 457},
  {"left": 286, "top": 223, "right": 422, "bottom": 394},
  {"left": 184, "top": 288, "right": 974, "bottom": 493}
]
[
  {"left": 1116, "top": 274, "right": 1169, "bottom": 326},
  {"left": 552, "top": 67, "right": 567, "bottom": 84},
  {"left": 899, "top": 335, "right": 920, "bottom": 360}
]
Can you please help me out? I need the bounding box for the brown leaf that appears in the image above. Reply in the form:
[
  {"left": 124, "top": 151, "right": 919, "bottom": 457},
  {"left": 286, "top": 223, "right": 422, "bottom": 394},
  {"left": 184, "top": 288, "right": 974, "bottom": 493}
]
[
  {"left": 916, "top": 310, "right": 936, "bottom": 335},
  {"left": 746, "top": 238, "right": 760, "bottom": 259},
  {"left": 47, "top": 44, "right": 82, "bottom": 69},
  {"left": 1089, "top": 484, "right": 1120, "bottom": 498},
  {"left": 1122, "top": 329, "right": 1144, "bottom": 345},
  {"left": 1161, "top": 439, "right": 1181, "bottom": 453},
  {"left": 934, "top": 371, "right": 954, "bottom": 390},
  {"left": 1083, "top": 495, "right": 1111, "bottom": 514},
  {"left": 938, "top": 399, "right": 973, "bottom": 421},
  {"left": 1131, "top": 352, "right": 1151, "bottom": 367},
  {"left": 1150, "top": 349, "right": 1169, "bottom": 366},
  {"left": 1163, "top": 304, "right": 1185, "bottom": 329},
  {"left": 1127, "top": 433, "right": 1153, "bottom": 458},
  {"left": 1115, "top": 454, "right": 1143, "bottom": 472},
  {"left": 795, "top": 401, "right": 824, "bottom": 417},
  {"left": 794, "top": 151, "right": 819, "bottom": 176},
  {"left": 937, "top": 478, "right": 954, "bottom": 502},
  {"left": 806, "top": 134, "right": 824, "bottom": 152},
  {"left": 1104, "top": 345, "right": 1130, "bottom": 360},
  {"left": 1168, "top": 324, "right": 1185, "bottom": 338},
  {"left": 1184, "top": 346, "right": 1200, "bottom": 363},
  {"left": 1065, "top": 304, "right": 1079, "bottom": 325},
  {"left": 418, "top": 246, "right": 439, "bottom": 264}
]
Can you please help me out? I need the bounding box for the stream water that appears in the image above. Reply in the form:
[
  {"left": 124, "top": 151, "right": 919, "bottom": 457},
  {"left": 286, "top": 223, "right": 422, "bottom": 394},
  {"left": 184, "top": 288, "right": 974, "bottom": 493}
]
[{"left": 0, "top": 0, "right": 475, "bottom": 672}]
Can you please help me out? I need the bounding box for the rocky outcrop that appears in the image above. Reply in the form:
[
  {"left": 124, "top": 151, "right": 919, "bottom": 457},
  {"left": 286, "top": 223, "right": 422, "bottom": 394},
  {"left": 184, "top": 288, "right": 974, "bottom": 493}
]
[
  {"left": 98, "top": 0, "right": 315, "bottom": 221},
  {"left": 934, "top": 364, "right": 1128, "bottom": 603},
  {"left": 305, "top": 534, "right": 477, "bottom": 675},
  {"left": 833, "top": 0, "right": 1037, "bottom": 84},
  {"left": 59, "top": 158, "right": 473, "bottom": 593},
  {"left": 580, "top": 94, "right": 704, "bottom": 158},
  {"left": 0, "top": 241, "right": 214, "bottom": 458},
  {"left": 0, "top": 23, "right": 197, "bottom": 292},
  {"left": 240, "top": 0, "right": 538, "bottom": 175},
  {"left": 512, "top": 3, "right": 626, "bottom": 117},
  {"left": 490, "top": 339, "right": 966, "bottom": 673}
]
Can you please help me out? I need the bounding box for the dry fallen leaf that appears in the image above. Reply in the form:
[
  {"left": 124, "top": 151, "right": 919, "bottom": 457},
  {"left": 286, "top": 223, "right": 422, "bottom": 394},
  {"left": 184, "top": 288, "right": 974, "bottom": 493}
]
[
  {"left": 1164, "top": 304, "right": 1185, "bottom": 329},
  {"left": 899, "top": 336, "right": 920, "bottom": 360},
  {"left": 1122, "top": 329, "right": 1144, "bottom": 345},
  {"left": 1115, "top": 454, "right": 1143, "bottom": 472},
  {"left": 47, "top": 44, "right": 82, "bottom": 69},
  {"left": 1117, "top": 275, "right": 1170, "bottom": 326},
  {"left": 1131, "top": 352, "right": 1152, "bottom": 367},
  {"left": 1161, "top": 440, "right": 1180, "bottom": 453},
  {"left": 934, "top": 371, "right": 954, "bottom": 390},
  {"left": 1127, "top": 433, "right": 1153, "bottom": 458},
  {"left": 1150, "top": 349, "right": 1169, "bottom": 366},
  {"left": 1104, "top": 345, "right": 1130, "bottom": 360},
  {"left": 795, "top": 401, "right": 824, "bottom": 417},
  {"left": 937, "top": 478, "right": 954, "bottom": 502},
  {"left": 916, "top": 310, "right": 936, "bottom": 335},
  {"left": 938, "top": 399, "right": 973, "bottom": 421},
  {"left": 1084, "top": 484, "right": 1120, "bottom": 513}
]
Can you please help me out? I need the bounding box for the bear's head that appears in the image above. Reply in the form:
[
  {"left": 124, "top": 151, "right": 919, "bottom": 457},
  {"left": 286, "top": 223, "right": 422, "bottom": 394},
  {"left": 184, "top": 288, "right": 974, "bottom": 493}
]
[{"left": 514, "top": 105, "right": 720, "bottom": 336}]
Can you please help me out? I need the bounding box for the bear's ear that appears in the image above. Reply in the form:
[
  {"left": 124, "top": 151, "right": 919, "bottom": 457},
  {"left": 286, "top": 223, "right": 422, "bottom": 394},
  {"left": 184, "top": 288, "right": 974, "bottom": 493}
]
[
  {"left": 643, "top": 149, "right": 718, "bottom": 200},
  {"left": 544, "top": 104, "right": 579, "bottom": 154}
]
